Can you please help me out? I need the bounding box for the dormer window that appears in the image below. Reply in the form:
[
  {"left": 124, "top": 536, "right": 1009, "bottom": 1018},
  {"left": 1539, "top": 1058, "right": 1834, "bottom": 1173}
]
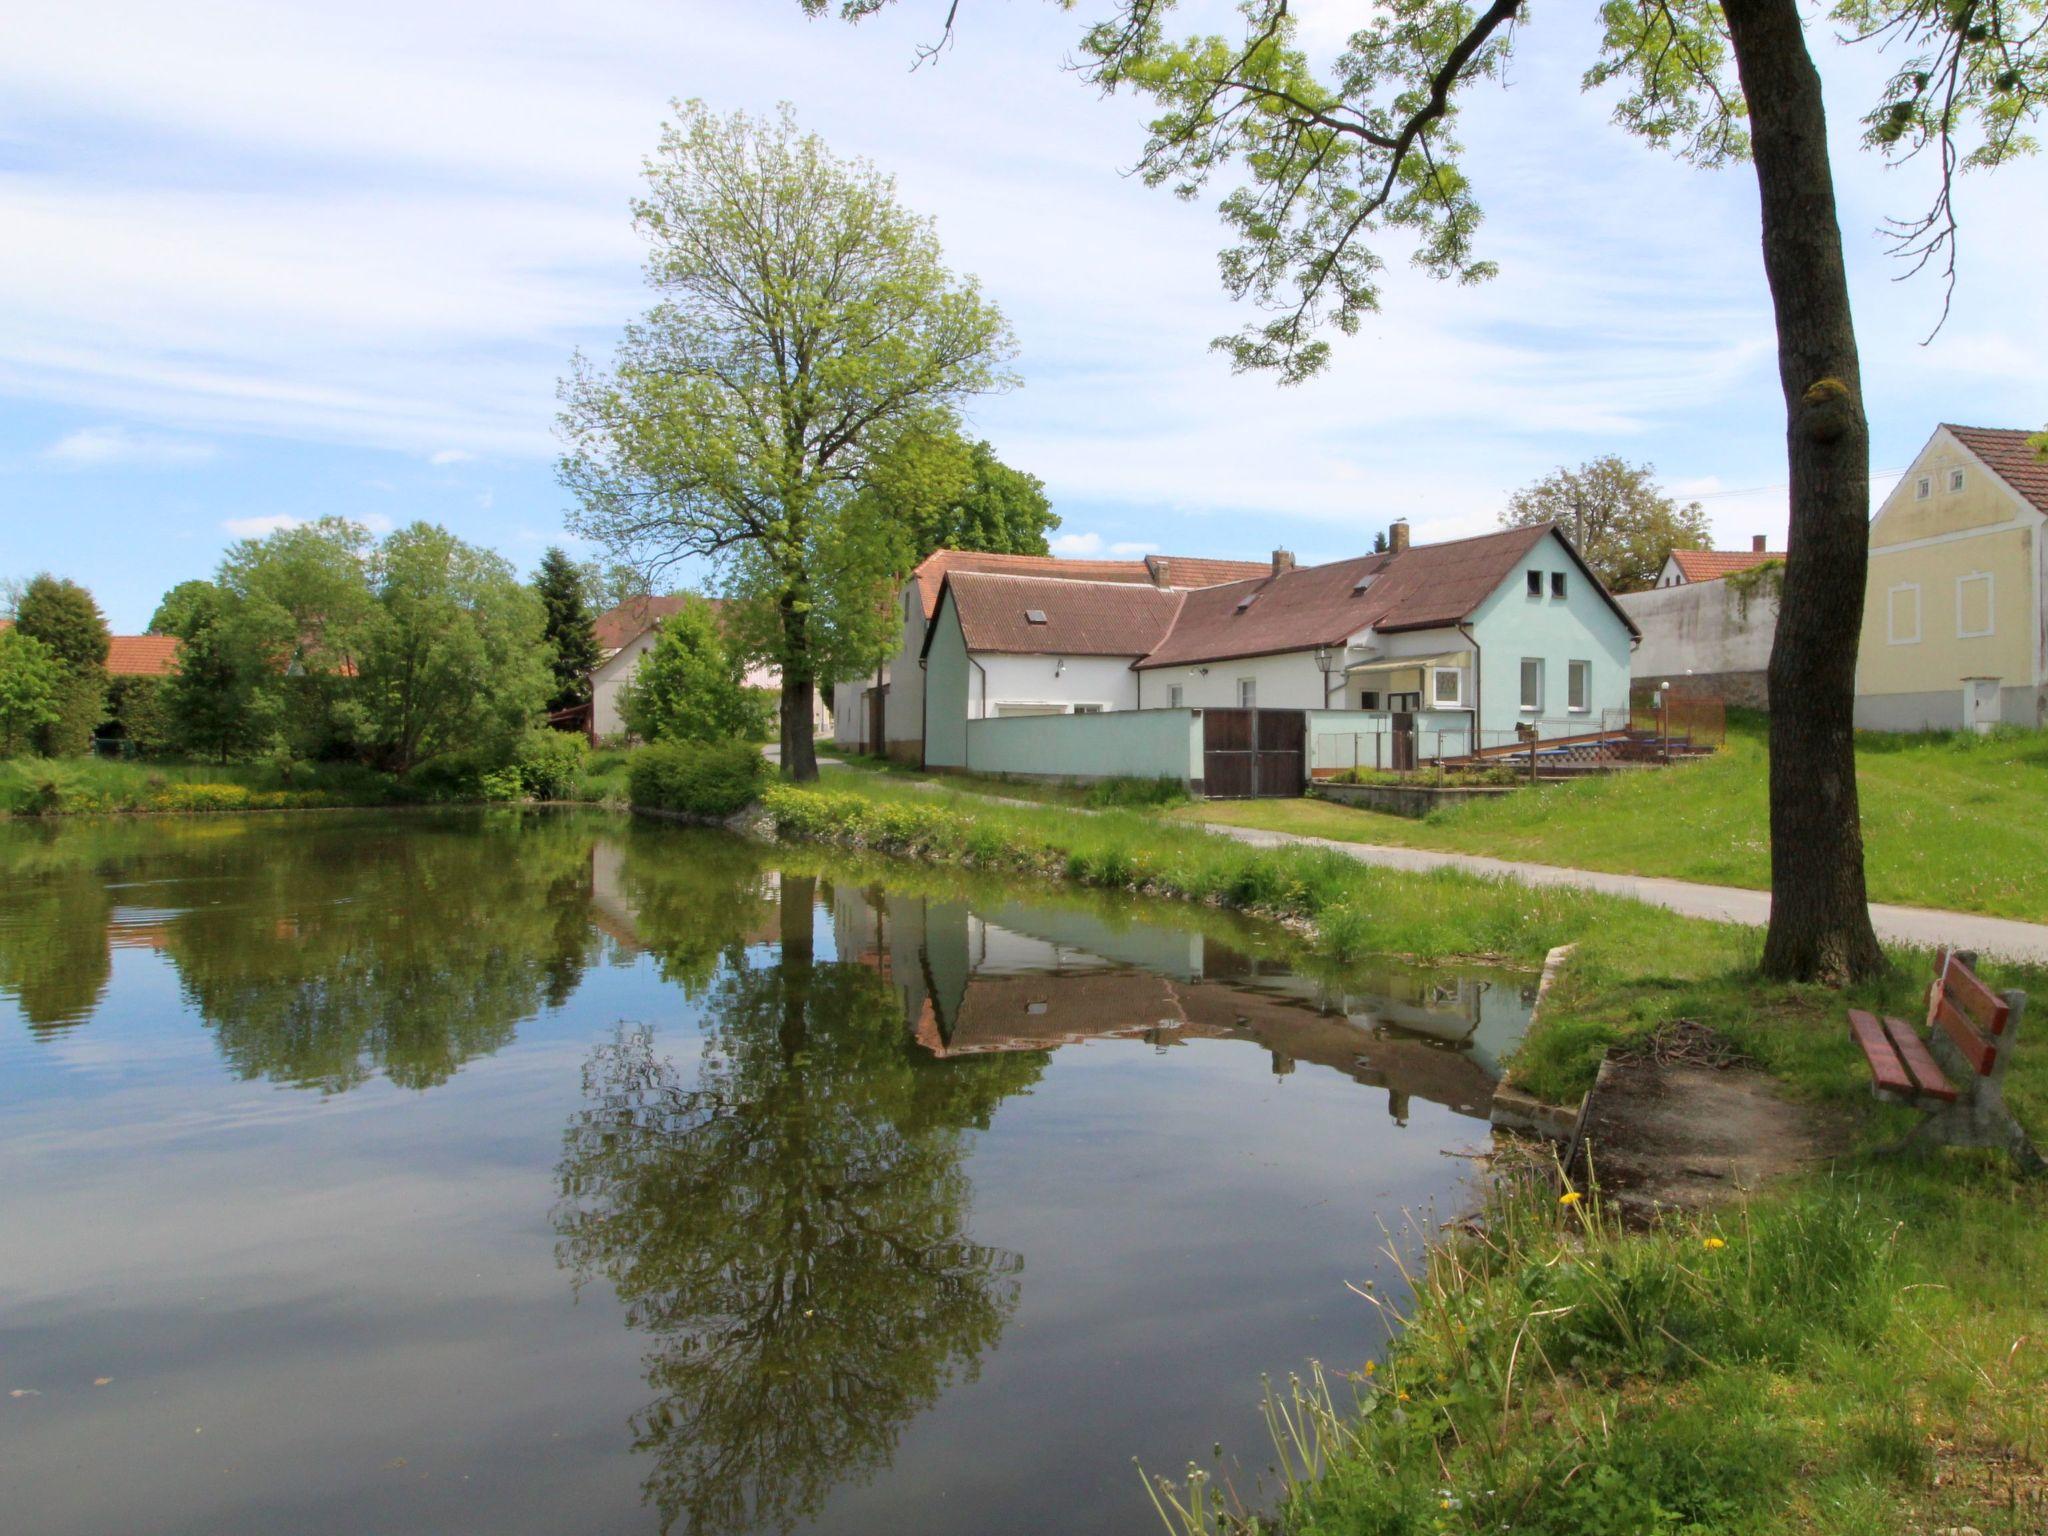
[
  {"left": 1352, "top": 574, "right": 1376, "bottom": 595},
  {"left": 1234, "top": 593, "right": 1258, "bottom": 613},
  {"left": 1025, "top": 609, "right": 1048, "bottom": 625}
]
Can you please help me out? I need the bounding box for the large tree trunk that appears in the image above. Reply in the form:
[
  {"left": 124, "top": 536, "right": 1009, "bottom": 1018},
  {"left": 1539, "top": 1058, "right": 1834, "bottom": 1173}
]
[
  {"left": 1722, "top": 0, "right": 1885, "bottom": 985},
  {"left": 778, "top": 590, "right": 820, "bottom": 783}
]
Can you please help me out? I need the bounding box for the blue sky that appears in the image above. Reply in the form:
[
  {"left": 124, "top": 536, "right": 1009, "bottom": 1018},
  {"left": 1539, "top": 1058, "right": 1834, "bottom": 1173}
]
[{"left": 4, "top": 0, "right": 2044, "bottom": 632}]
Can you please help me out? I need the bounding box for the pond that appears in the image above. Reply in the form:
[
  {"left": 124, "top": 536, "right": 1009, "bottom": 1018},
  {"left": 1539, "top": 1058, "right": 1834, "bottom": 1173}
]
[{"left": 0, "top": 810, "right": 1535, "bottom": 1536}]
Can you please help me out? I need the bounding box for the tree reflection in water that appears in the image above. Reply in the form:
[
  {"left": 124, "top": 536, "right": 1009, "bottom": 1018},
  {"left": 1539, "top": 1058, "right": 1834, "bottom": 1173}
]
[{"left": 554, "top": 877, "right": 1042, "bottom": 1536}]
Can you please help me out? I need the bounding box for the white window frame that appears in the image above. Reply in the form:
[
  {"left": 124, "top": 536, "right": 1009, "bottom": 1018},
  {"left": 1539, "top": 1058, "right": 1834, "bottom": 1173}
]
[
  {"left": 1956, "top": 572, "right": 1995, "bottom": 639},
  {"left": 1519, "top": 657, "right": 1543, "bottom": 713},
  {"left": 1237, "top": 678, "right": 1257, "bottom": 708},
  {"left": 1915, "top": 475, "right": 1932, "bottom": 500},
  {"left": 1948, "top": 467, "right": 1966, "bottom": 493},
  {"left": 1567, "top": 660, "right": 1591, "bottom": 714},
  {"left": 1887, "top": 583, "right": 1922, "bottom": 646},
  {"left": 1430, "top": 666, "right": 1464, "bottom": 708},
  {"left": 1167, "top": 684, "right": 1184, "bottom": 709}
]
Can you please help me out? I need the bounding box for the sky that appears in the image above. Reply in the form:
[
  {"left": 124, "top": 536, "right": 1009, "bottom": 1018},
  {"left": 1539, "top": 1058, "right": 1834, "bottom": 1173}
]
[{"left": 3, "top": 0, "right": 2044, "bottom": 633}]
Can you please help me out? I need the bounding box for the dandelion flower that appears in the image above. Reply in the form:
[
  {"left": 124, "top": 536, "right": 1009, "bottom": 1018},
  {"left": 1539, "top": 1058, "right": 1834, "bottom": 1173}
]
[
  {"left": 1397, "top": 1391, "right": 1411, "bottom": 1402},
  {"left": 1364, "top": 1361, "right": 1376, "bottom": 1374},
  {"left": 1558, "top": 1191, "right": 1582, "bottom": 1206},
  {"left": 1702, "top": 1236, "right": 1726, "bottom": 1251}
]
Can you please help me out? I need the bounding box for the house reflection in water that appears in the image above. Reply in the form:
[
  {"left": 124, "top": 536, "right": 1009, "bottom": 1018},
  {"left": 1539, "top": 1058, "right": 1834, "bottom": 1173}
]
[{"left": 830, "top": 889, "right": 1536, "bottom": 1125}]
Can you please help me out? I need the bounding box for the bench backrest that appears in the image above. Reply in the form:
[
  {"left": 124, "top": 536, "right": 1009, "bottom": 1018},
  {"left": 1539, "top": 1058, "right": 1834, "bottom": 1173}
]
[{"left": 1926, "top": 948, "right": 2023, "bottom": 1080}]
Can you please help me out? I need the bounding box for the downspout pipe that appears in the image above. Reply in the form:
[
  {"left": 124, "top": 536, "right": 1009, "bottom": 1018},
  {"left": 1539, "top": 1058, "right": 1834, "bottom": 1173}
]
[{"left": 1457, "top": 620, "right": 1483, "bottom": 755}]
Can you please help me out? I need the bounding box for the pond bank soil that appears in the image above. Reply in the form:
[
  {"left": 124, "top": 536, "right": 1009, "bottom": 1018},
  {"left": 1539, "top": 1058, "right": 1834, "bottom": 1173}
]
[{"left": 1571, "top": 1048, "right": 1855, "bottom": 1217}]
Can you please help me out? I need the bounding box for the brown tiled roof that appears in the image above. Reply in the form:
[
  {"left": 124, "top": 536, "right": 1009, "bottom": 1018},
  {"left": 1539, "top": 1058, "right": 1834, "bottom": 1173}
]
[
  {"left": 1141, "top": 524, "right": 1614, "bottom": 670},
  {"left": 931, "top": 571, "right": 1185, "bottom": 657},
  {"left": 909, "top": 549, "right": 1269, "bottom": 619},
  {"left": 1947, "top": 424, "right": 2048, "bottom": 516},
  {"left": 107, "top": 635, "right": 182, "bottom": 677},
  {"left": 593, "top": 595, "right": 694, "bottom": 654},
  {"left": 1667, "top": 549, "right": 1782, "bottom": 583}
]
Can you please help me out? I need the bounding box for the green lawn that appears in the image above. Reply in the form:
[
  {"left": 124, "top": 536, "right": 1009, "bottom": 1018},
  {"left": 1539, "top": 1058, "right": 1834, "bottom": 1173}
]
[{"left": 1178, "top": 713, "right": 2048, "bottom": 922}]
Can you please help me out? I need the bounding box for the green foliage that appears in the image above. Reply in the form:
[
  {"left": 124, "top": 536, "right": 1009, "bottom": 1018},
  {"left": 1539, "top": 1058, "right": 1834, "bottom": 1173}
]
[
  {"left": 853, "top": 427, "right": 1059, "bottom": 567},
  {"left": 353, "top": 522, "right": 552, "bottom": 773},
  {"left": 617, "top": 598, "right": 759, "bottom": 745},
  {"left": 532, "top": 545, "right": 602, "bottom": 712},
  {"left": 628, "top": 740, "right": 769, "bottom": 819},
  {"left": 13, "top": 574, "right": 110, "bottom": 672},
  {"left": 0, "top": 628, "right": 63, "bottom": 757},
  {"left": 104, "top": 675, "right": 170, "bottom": 756},
  {"left": 1083, "top": 774, "right": 1190, "bottom": 809},
  {"left": 148, "top": 579, "right": 220, "bottom": 638},
  {"left": 43, "top": 669, "right": 107, "bottom": 759},
  {"left": 1326, "top": 764, "right": 1520, "bottom": 787},
  {"left": 157, "top": 581, "right": 266, "bottom": 764},
  {"left": 1501, "top": 455, "right": 1713, "bottom": 593},
  {"left": 559, "top": 101, "right": 1017, "bottom": 769},
  {"left": 511, "top": 728, "right": 588, "bottom": 800}
]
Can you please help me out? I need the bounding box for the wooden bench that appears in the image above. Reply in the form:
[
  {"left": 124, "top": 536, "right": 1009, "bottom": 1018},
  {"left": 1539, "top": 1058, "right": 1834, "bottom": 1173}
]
[{"left": 1849, "top": 948, "right": 2042, "bottom": 1175}]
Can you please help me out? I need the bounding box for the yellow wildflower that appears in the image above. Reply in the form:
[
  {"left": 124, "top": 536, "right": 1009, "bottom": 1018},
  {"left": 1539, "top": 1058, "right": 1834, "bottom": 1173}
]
[
  {"left": 1558, "top": 1191, "right": 1582, "bottom": 1207},
  {"left": 1702, "top": 1236, "right": 1726, "bottom": 1251},
  {"left": 1363, "top": 1360, "right": 1376, "bottom": 1375},
  {"left": 1397, "top": 1391, "right": 1411, "bottom": 1402}
]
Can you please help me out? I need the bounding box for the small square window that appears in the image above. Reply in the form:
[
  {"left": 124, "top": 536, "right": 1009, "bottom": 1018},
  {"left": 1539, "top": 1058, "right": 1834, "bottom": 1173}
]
[
  {"left": 1526, "top": 570, "right": 1543, "bottom": 597},
  {"left": 1551, "top": 571, "right": 1567, "bottom": 599},
  {"left": 1568, "top": 660, "right": 1590, "bottom": 713},
  {"left": 1432, "top": 667, "right": 1463, "bottom": 708},
  {"left": 1025, "top": 608, "right": 1048, "bottom": 625},
  {"left": 1915, "top": 476, "right": 1932, "bottom": 500},
  {"left": 1519, "top": 658, "right": 1543, "bottom": 712},
  {"left": 1948, "top": 467, "right": 1966, "bottom": 493},
  {"left": 1168, "top": 684, "right": 1184, "bottom": 708},
  {"left": 1359, "top": 690, "right": 1381, "bottom": 710},
  {"left": 1238, "top": 678, "right": 1257, "bottom": 708}
]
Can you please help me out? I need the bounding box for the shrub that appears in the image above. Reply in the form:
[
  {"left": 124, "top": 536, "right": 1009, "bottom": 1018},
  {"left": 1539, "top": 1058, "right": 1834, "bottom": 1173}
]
[
  {"left": 628, "top": 740, "right": 767, "bottom": 819},
  {"left": 404, "top": 747, "right": 519, "bottom": 802},
  {"left": 1083, "top": 774, "right": 1190, "bottom": 809},
  {"left": 513, "top": 728, "right": 588, "bottom": 800}
]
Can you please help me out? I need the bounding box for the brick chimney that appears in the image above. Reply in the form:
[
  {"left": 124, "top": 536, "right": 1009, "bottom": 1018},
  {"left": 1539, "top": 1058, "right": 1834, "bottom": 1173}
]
[
  {"left": 1150, "top": 556, "right": 1173, "bottom": 589},
  {"left": 1389, "top": 519, "right": 1411, "bottom": 554},
  {"left": 1271, "top": 548, "right": 1295, "bottom": 575},
  {"left": 1752, "top": 534, "right": 1767, "bottom": 553}
]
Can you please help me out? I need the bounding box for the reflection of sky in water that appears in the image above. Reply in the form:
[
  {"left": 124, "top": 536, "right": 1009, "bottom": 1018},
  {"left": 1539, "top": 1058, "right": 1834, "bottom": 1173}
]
[{"left": 0, "top": 812, "right": 1526, "bottom": 1536}]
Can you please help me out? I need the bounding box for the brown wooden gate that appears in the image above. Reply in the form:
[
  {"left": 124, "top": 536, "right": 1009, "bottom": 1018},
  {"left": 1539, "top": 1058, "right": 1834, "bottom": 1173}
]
[
  {"left": 865, "top": 685, "right": 887, "bottom": 755},
  {"left": 1390, "top": 712, "right": 1417, "bottom": 771},
  {"left": 1202, "top": 708, "right": 1306, "bottom": 799}
]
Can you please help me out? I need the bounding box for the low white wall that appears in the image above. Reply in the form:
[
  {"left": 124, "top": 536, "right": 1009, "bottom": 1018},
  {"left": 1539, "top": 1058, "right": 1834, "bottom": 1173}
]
[
  {"left": 1307, "top": 708, "right": 1476, "bottom": 771},
  {"left": 1618, "top": 580, "right": 1777, "bottom": 684},
  {"left": 959, "top": 708, "right": 1203, "bottom": 784}
]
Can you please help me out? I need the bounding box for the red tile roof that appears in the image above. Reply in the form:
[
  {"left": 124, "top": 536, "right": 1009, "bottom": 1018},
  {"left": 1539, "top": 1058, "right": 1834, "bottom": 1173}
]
[
  {"left": 106, "top": 635, "right": 182, "bottom": 676},
  {"left": 592, "top": 595, "right": 695, "bottom": 654},
  {"left": 1947, "top": 424, "right": 2048, "bottom": 516},
  {"left": 1667, "top": 548, "right": 1783, "bottom": 583},
  {"left": 935, "top": 571, "right": 1186, "bottom": 656},
  {"left": 909, "top": 549, "right": 1269, "bottom": 618},
  {"left": 1140, "top": 524, "right": 1626, "bottom": 669}
]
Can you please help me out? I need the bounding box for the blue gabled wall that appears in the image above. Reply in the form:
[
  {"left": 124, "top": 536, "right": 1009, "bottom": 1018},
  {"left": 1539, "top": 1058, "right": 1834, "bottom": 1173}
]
[{"left": 1466, "top": 529, "right": 1636, "bottom": 742}]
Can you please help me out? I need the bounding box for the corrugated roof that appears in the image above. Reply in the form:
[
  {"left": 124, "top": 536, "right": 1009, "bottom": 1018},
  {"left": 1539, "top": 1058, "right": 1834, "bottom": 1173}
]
[
  {"left": 106, "top": 635, "right": 182, "bottom": 677},
  {"left": 909, "top": 549, "right": 1269, "bottom": 619},
  {"left": 1668, "top": 549, "right": 1783, "bottom": 583},
  {"left": 1140, "top": 524, "right": 1578, "bottom": 670},
  {"left": 934, "top": 571, "right": 1185, "bottom": 657},
  {"left": 1947, "top": 424, "right": 2048, "bottom": 516}
]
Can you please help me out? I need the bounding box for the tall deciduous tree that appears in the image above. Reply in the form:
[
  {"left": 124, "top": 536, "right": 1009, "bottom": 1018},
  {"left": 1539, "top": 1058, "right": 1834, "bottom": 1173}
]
[
  {"left": 0, "top": 628, "right": 62, "bottom": 758},
  {"left": 559, "top": 101, "right": 1018, "bottom": 782},
  {"left": 617, "top": 597, "right": 765, "bottom": 745},
  {"left": 1501, "top": 457, "right": 1712, "bottom": 593},
  {"left": 806, "top": 0, "right": 2047, "bottom": 983},
  {"left": 157, "top": 582, "right": 265, "bottom": 764},
  {"left": 854, "top": 428, "right": 1060, "bottom": 566},
  {"left": 532, "top": 546, "right": 603, "bottom": 715},
  {"left": 13, "top": 574, "right": 111, "bottom": 757}
]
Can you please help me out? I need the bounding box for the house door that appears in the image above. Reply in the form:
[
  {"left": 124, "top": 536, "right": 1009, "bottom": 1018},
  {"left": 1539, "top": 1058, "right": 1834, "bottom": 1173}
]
[
  {"left": 1390, "top": 712, "right": 1417, "bottom": 771},
  {"left": 866, "top": 686, "right": 887, "bottom": 754},
  {"left": 1965, "top": 678, "right": 2002, "bottom": 735}
]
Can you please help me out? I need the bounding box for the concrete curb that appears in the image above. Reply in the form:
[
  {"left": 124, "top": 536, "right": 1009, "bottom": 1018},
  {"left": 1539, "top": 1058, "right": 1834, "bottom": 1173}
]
[{"left": 1489, "top": 943, "right": 1590, "bottom": 1143}]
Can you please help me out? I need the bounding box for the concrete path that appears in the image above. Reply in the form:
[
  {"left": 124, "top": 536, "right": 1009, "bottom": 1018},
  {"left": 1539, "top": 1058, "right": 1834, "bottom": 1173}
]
[{"left": 1198, "top": 821, "right": 2048, "bottom": 964}]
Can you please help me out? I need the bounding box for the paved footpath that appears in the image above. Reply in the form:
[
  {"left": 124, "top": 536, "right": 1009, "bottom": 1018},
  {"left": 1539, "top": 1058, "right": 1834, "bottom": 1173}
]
[{"left": 1198, "top": 821, "right": 2048, "bottom": 965}]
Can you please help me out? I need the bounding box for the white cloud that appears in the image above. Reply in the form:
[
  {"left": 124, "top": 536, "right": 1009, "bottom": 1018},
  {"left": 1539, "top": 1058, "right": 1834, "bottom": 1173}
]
[
  {"left": 221, "top": 513, "right": 300, "bottom": 537},
  {"left": 1108, "top": 539, "right": 1159, "bottom": 556},
  {"left": 1048, "top": 531, "right": 1104, "bottom": 555},
  {"left": 429, "top": 448, "right": 473, "bottom": 465},
  {"left": 43, "top": 424, "right": 216, "bottom": 468}
]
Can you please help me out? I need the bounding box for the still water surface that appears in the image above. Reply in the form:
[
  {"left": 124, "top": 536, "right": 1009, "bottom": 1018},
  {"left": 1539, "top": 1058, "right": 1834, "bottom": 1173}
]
[{"left": 0, "top": 811, "right": 1533, "bottom": 1536}]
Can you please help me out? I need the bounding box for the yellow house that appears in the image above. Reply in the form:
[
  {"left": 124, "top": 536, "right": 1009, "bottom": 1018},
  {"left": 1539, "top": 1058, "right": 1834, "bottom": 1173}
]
[{"left": 1856, "top": 424, "right": 2048, "bottom": 733}]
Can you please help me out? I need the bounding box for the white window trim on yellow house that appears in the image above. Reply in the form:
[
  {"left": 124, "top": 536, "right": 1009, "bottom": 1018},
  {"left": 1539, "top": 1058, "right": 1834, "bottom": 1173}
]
[{"left": 1856, "top": 424, "right": 2048, "bottom": 733}]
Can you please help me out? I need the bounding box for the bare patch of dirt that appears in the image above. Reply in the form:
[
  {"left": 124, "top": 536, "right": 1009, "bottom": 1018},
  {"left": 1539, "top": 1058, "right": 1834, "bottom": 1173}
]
[{"left": 1572, "top": 1055, "right": 1856, "bottom": 1218}]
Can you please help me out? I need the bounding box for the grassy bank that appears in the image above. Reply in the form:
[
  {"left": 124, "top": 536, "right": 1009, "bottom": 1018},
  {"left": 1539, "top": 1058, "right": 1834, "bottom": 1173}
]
[
  {"left": 1178, "top": 714, "right": 2048, "bottom": 922},
  {"left": 0, "top": 746, "right": 636, "bottom": 816},
  {"left": 751, "top": 774, "right": 2047, "bottom": 1533}
]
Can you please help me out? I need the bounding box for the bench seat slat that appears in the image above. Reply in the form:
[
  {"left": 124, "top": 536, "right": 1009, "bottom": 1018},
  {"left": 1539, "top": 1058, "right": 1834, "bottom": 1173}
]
[
  {"left": 1937, "top": 950, "right": 2010, "bottom": 1035},
  {"left": 1933, "top": 995, "right": 1999, "bottom": 1077},
  {"left": 1849, "top": 1009, "right": 1917, "bottom": 1099},
  {"left": 1882, "top": 1014, "right": 1959, "bottom": 1102}
]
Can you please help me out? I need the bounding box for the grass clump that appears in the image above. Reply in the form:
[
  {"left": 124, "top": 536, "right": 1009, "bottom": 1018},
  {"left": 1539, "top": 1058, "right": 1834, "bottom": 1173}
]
[
  {"left": 627, "top": 739, "right": 767, "bottom": 819},
  {"left": 1086, "top": 775, "right": 1193, "bottom": 809}
]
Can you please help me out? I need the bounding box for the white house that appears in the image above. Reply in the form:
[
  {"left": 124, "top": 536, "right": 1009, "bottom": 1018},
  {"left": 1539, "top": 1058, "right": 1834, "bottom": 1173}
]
[
  {"left": 917, "top": 521, "right": 1640, "bottom": 779},
  {"left": 1620, "top": 535, "right": 1783, "bottom": 710},
  {"left": 589, "top": 596, "right": 831, "bottom": 741}
]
